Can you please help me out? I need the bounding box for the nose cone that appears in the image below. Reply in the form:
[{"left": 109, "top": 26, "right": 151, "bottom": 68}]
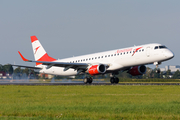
[{"left": 164, "top": 50, "right": 174, "bottom": 60}]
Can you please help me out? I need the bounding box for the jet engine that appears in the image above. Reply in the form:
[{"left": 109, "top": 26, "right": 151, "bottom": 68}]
[
  {"left": 128, "top": 65, "right": 146, "bottom": 76},
  {"left": 88, "top": 64, "right": 106, "bottom": 75}
]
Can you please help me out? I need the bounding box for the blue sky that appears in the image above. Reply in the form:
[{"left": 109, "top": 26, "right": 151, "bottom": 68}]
[{"left": 0, "top": 0, "right": 180, "bottom": 68}]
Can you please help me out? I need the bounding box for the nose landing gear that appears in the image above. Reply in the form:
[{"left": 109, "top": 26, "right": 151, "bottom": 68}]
[
  {"left": 155, "top": 68, "right": 161, "bottom": 74},
  {"left": 154, "top": 62, "right": 161, "bottom": 74}
]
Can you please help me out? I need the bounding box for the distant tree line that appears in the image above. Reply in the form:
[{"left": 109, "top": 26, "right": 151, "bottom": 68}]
[
  {"left": 144, "top": 68, "right": 180, "bottom": 79},
  {"left": 13, "top": 67, "right": 38, "bottom": 79},
  {"left": 1, "top": 64, "right": 180, "bottom": 79},
  {"left": 0, "top": 64, "right": 13, "bottom": 75},
  {"left": 75, "top": 67, "right": 180, "bottom": 79},
  {"left": 0, "top": 64, "right": 38, "bottom": 79}
]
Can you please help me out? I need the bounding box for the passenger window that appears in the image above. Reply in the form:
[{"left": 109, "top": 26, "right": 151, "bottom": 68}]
[
  {"left": 111, "top": 54, "right": 113, "bottom": 57},
  {"left": 108, "top": 55, "right": 110, "bottom": 57},
  {"left": 114, "top": 54, "right": 116, "bottom": 56}
]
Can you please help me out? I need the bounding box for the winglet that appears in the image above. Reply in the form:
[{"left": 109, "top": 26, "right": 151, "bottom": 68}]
[{"left": 18, "top": 51, "right": 29, "bottom": 61}]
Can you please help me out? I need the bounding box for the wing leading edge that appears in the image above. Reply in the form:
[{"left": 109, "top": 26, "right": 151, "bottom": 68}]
[{"left": 18, "top": 51, "right": 89, "bottom": 71}]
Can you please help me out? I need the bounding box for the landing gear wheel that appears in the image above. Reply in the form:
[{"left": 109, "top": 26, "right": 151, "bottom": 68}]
[
  {"left": 156, "top": 69, "right": 161, "bottom": 74},
  {"left": 83, "top": 77, "right": 93, "bottom": 84},
  {"left": 110, "top": 77, "right": 119, "bottom": 84},
  {"left": 114, "top": 77, "right": 119, "bottom": 84},
  {"left": 110, "top": 77, "right": 114, "bottom": 84},
  {"left": 88, "top": 77, "right": 93, "bottom": 84},
  {"left": 83, "top": 77, "right": 88, "bottom": 84}
]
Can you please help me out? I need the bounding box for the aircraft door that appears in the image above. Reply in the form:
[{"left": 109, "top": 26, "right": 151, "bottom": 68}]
[{"left": 146, "top": 46, "right": 150, "bottom": 57}]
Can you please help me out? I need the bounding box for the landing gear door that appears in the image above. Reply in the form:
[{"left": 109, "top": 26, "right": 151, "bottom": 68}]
[{"left": 146, "top": 46, "right": 150, "bottom": 57}]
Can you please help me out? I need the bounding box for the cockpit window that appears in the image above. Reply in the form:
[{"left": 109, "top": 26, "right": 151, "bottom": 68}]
[
  {"left": 154, "top": 45, "right": 167, "bottom": 50},
  {"left": 159, "top": 46, "right": 167, "bottom": 49},
  {"left": 154, "top": 46, "right": 159, "bottom": 49}
]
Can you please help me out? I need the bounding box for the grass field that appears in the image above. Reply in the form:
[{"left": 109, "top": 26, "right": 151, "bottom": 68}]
[{"left": 0, "top": 85, "right": 180, "bottom": 119}]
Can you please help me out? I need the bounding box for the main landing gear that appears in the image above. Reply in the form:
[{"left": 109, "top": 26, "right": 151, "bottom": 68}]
[
  {"left": 83, "top": 76, "right": 119, "bottom": 84},
  {"left": 110, "top": 77, "right": 119, "bottom": 84},
  {"left": 83, "top": 77, "right": 93, "bottom": 84},
  {"left": 110, "top": 72, "right": 119, "bottom": 84}
]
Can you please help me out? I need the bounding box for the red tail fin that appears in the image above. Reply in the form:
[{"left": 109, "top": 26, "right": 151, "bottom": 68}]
[{"left": 31, "top": 35, "right": 56, "bottom": 66}]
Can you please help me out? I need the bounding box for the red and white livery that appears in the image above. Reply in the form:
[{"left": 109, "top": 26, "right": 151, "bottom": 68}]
[{"left": 16, "top": 36, "right": 174, "bottom": 84}]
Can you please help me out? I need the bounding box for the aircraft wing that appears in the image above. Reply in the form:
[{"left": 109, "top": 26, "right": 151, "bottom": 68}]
[
  {"left": 18, "top": 51, "right": 89, "bottom": 70},
  {"left": 34, "top": 61, "right": 88, "bottom": 69},
  {"left": 11, "top": 64, "right": 42, "bottom": 69}
]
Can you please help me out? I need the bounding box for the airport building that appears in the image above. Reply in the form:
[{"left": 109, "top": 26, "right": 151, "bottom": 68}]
[{"left": 160, "top": 65, "right": 180, "bottom": 73}]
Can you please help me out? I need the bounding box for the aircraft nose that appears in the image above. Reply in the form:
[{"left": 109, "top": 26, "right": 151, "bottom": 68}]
[{"left": 165, "top": 50, "right": 174, "bottom": 59}]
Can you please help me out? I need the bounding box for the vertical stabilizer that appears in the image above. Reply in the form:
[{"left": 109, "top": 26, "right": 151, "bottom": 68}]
[{"left": 31, "top": 36, "right": 56, "bottom": 65}]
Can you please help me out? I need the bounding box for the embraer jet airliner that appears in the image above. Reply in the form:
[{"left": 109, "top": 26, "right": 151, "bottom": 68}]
[{"left": 16, "top": 36, "right": 174, "bottom": 84}]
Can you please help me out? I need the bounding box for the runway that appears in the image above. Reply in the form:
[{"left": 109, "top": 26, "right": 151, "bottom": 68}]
[
  {"left": 1, "top": 82, "right": 180, "bottom": 86},
  {"left": 0, "top": 79, "right": 180, "bottom": 85}
]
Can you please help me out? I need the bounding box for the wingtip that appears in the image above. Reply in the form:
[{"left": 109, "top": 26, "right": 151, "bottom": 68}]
[{"left": 18, "top": 51, "right": 29, "bottom": 61}]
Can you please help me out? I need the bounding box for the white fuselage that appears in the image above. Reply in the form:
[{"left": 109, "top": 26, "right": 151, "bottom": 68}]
[{"left": 38, "top": 43, "right": 174, "bottom": 76}]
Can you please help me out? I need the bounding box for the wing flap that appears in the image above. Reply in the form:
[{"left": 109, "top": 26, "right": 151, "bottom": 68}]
[{"left": 12, "top": 65, "right": 42, "bottom": 69}]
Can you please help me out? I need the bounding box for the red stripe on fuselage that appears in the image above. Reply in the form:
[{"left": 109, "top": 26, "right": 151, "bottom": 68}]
[
  {"left": 36, "top": 53, "right": 56, "bottom": 66},
  {"left": 132, "top": 47, "right": 142, "bottom": 56}
]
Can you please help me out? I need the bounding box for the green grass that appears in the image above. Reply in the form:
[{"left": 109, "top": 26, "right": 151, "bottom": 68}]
[{"left": 0, "top": 85, "right": 180, "bottom": 119}]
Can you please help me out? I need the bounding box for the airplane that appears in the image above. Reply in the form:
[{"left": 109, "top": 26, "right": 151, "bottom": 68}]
[{"left": 15, "top": 36, "right": 174, "bottom": 84}]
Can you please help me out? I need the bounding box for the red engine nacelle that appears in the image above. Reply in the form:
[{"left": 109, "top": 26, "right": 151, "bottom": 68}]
[
  {"left": 88, "top": 64, "right": 106, "bottom": 76},
  {"left": 128, "top": 65, "right": 146, "bottom": 76}
]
